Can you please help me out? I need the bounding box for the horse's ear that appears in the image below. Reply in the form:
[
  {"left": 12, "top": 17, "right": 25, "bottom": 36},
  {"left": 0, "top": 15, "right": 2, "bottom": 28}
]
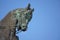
[
  {"left": 29, "top": 8, "right": 34, "bottom": 14},
  {"left": 26, "top": 3, "right": 31, "bottom": 10},
  {"left": 30, "top": 8, "right": 34, "bottom": 13}
]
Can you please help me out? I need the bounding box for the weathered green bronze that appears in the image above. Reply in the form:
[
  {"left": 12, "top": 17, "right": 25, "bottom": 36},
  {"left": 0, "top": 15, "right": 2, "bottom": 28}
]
[{"left": 0, "top": 3, "right": 34, "bottom": 40}]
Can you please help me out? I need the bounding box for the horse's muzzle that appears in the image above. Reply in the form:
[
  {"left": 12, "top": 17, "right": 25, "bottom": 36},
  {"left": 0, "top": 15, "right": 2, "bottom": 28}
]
[{"left": 21, "top": 26, "right": 27, "bottom": 31}]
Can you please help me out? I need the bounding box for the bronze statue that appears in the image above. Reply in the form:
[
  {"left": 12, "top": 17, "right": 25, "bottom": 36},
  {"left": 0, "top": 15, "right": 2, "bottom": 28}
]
[{"left": 0, "top": 3, "right": 34, "bottom": 40}]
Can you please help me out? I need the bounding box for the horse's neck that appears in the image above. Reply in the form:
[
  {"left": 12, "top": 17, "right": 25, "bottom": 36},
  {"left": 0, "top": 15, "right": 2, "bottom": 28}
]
[
  {"left": 0, "top": 12, "right": 16, "bottom": 27},
  {"left": 1, "top": 12, "right": 11, "bottom": 22}
]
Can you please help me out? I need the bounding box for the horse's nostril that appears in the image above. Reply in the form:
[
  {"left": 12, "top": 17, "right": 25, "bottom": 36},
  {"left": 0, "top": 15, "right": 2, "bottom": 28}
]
[
  {"left": 21, "top": 26, "right": 27, "bottom": 31},
  {"left": 23, "top": 26, "right": 25, "bottom": 27},
  {"left": 22, "top": 26, "right": 26, "bottom": 29}
]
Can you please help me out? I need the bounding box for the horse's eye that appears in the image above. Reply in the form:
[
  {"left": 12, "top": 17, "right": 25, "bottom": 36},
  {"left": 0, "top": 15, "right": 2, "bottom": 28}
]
[
  {"left": 25, "top": 13, "right": 31, "bottom": 19},
  {"left": 26, "top": 13, "right": 30, "bottom": 16}
]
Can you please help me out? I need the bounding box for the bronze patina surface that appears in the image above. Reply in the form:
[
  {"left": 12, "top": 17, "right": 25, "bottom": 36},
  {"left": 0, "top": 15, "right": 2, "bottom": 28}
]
[{"left": 0, "top": 3, "right": 34, "bottom": 40}]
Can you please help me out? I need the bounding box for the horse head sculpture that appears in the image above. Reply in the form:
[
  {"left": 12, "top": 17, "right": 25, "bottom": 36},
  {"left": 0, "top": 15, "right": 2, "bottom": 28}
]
[
  {"left": 0, "top": 3, "right": 34, "bottom": 40},
  {"left": 12, "top": 3, "right": 34, "bottom": 32}
]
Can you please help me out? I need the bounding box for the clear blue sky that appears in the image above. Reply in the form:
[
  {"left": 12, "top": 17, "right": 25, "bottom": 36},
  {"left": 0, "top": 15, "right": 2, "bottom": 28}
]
[{"left": 0, "top": 0, "right": 60, "bottom": 40}]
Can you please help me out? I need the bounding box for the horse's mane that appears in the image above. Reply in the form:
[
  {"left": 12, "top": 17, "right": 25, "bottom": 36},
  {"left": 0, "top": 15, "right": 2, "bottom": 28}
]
[
  {"left": 0, "top": 8, "right": 25, "bottom": 26},
  {"left": 0, "top": 10, "right": 16, "bottom": 27}
]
